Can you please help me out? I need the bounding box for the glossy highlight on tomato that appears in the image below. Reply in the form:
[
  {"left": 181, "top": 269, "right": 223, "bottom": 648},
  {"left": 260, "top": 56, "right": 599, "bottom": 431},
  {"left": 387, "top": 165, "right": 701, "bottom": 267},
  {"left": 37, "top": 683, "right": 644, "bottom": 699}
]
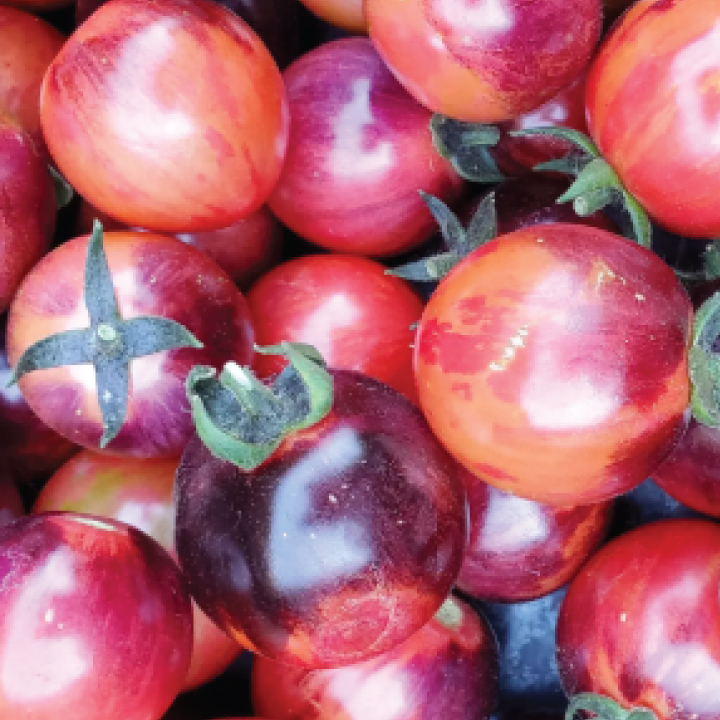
[{"left": 414, "top": 223, "right": 692, "bottom": 505}]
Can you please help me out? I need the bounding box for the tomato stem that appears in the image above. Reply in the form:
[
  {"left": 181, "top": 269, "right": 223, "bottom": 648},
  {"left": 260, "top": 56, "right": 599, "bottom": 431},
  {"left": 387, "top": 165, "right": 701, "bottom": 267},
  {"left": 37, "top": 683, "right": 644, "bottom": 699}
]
[
  {"left": 510, "top": 127, "right": 653, "bottom": 249},
  {"left": 387, "top": 191, "right": 496, "bottom": 282},
  {"left": 566, "top": 693, "right": 658, "bottom": 720},
  {"left": 187, "top": 342, "right": 333, "bottom": 470},
  {"left": 689, "top": 292, "right": 720, "bottom": 427},
  {"left": 430, "top": 114, "right": 505, "bottom": 184}
]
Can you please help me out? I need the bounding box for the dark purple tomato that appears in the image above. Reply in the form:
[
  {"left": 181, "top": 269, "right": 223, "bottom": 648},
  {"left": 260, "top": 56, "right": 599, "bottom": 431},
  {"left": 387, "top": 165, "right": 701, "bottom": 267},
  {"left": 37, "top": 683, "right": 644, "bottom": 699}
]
[
  {"left": 457, "top": 477, "right": 613, "bottom": 602},
  {"left": 251, "top": 595, "right": 498, "bottom": 720},
  {"left": 365, "top": 0, "right": 602, "bottom": 122},
  {"left": 76, "top": 198, "right": 284, "bottom": 292},
  {"left": 0, "top": 313, "right": 78, "bottom": 488},
  {"left": 556, "top": 518, "right": 720, "bottom": 719},
  {"left": 0, "top": 7, "right": 65, "bottom": 159},
  {"left": 268, "top": 37, "right": 465, "bottom": 257},
  {"left": 460, "top": 173, "right": 619, "bottom": 236},
  {"left": 32, "top": 451, "right": 243, "bottom": 691},
  {"left": 175, "top": 370, "right": 467, "bottom": 668},
  {"left": 0, "top": 114, "right": 56, "bottom": 312},
  {"left": 7, "top": 231, "right": 255, "bottom": 457},
  {"left": 0, "top": 512, "right": 193, "bottom": 720},
  {"left": 651, "top": 419, "right": 720, "bottom": 518},
  {"left": 247, "top": 254, "right": 424, "bottom": 404},
  {"left": 414, "top": 223, "right": 692, "bottom": 505},
  {"left": 41, "top": 0, "right": 290, "bottom": 233}
]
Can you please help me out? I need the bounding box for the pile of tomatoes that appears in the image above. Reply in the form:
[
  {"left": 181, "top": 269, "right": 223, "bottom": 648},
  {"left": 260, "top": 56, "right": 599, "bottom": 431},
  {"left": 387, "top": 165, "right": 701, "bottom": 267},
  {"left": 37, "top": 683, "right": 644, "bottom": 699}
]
[{"left": 2, "top": 0, "right": 720, "bottom": 718}]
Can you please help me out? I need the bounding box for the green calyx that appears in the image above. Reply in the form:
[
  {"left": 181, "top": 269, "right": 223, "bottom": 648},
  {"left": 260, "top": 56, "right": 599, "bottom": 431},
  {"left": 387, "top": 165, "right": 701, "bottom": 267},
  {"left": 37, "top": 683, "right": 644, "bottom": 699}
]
[
  {"left": 48, "top": 165, "right": 74, "bottom": 209},
  {"left": 689, "top": 291, "right": 720, "bottom": 427},
  {"left": 566, "top": 694, "right": 657, "bottom": 720},
  {"left": 387, "top": 190, "right": 497, "bottom": 282},
  {"left": 187, "top": 341, "right": 333, "bottom": 471},
  {"left": 509, "top": 126, "right": 652, "bottom": 249},
  {"left": 430, "top": 114, "right": 505, "bottom": 184},
  {"left": 9, "top": 219, "right": 202, "bottom": 448}
]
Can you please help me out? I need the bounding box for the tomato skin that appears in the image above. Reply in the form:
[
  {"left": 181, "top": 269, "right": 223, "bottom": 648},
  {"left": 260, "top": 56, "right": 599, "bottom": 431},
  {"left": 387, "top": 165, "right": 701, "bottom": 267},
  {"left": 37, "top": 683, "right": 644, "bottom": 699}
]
[
  {"left": 268, "top": 38, "right": 464, "bottom": 257},
  {"left": 6, "top": 231, "right": 255, "bottom": 457},
  {"left": 251, "top": 595, "right": 498, "bottom": 720},
  {"left": 365, "top": 0, "right": 602, "bottom": 122},
  {"left": 651, "top": 419, "right": 720, "bottom": 518},
  {"left": 0, "top": 116, "right": 56, "bottom": 313},
  {"left": 41, "top": 0, "right": 289, "bottom": 233},
  {"left": 33, "top": 451, "right": 242, "bottom": 691},
  {"left": 586, "top": 0, "right": 720, "bottom": 238},
  {"left": 414, "top": 224, "right": 691, "bottom": 505},
  {"left": 0, "top": 7, "right": 64, "bottom": 160},
  {"left": 247, "top": 254, "right": 424, "bottom": 404},
  {"left": 457, "top": 479, "right": 612, "bottom": 602},
  {"left": 556, "top": 518, "right": 720, "bottom": 719}
]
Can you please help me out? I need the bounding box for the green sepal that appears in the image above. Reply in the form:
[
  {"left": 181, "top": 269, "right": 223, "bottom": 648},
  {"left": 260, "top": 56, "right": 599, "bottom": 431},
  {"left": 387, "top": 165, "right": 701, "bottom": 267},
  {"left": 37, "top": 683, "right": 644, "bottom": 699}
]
[
  {"left": 187, "top": 342, "right": 334, "bottom": 471},
  {"left": 565, "top": 693, "right": 657, "bottom": 720},
  {"left": 388, "top": 191, "right": 497, "bottom": 283},
  {"left": 9, "top": 219, "right": 203, "bottom": 449},
  {"left": 689, "top": 292, "right": 720, "bottom": 427},
  {"left": 509, "top": 127, "right": 653, "bottom": 249},
  {"left": 430, "top": 114, "right": 505, "bottom": 184}
]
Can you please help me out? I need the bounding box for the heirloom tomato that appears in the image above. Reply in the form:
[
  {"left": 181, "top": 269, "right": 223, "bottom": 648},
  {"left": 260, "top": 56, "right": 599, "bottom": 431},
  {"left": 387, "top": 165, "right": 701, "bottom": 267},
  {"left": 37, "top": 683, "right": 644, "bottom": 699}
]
[
  {"left": 557, "top": 519, "right": 720, "bottom": 720},
  {"left": 365, "top": 0, "right": 602, "bottom": 122},
  {"left": 587, "top": 0, "right": 720, "bottom": 237},
  {"left": 413, "top": 223, "right": 691, "bottom": 505},
  {"left": 41, "top": 0, "right": 289, "bottom": 233}
]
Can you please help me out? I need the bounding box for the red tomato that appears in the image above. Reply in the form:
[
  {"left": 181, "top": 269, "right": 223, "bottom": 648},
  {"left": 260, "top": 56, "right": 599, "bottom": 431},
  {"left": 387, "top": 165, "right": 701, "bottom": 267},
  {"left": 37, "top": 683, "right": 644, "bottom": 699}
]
[
  {"left": 33, "top": 451, "right": 242, "bottom": 690},
  {"left": 297, "top": 0, "right": 365, "bottom": 32},
  {"left": 269, "top": 38, "right": 464, "bottom": 256},
  {"left": 365, "top": 0, "right": 602, "bottom": 122},
  {"left": 586, "top": 0, "right": 720, "bottom": 237},
  {"left": 41, "top": 0, "right": 289, "bottom": 233},
  {"left": 6, "top": 231, "right": 254, "bottom": 457},
  {"left": 0, "top": 7, "right": 65, "bottom": 159},
  {"left": 413, "top": 223, "right": 691, "bottom": 505},
  {"left": 247, "top": 254, "right": 424, "bottom": 404},
  {"left": 251, "top": 596, "right": 498, "bottom": 720},
  {"left": 0, "top": 114, "right": 56, "bottom": 312},
  {"left": 557, "top": 519, "right": 720, "bottom": 719}
]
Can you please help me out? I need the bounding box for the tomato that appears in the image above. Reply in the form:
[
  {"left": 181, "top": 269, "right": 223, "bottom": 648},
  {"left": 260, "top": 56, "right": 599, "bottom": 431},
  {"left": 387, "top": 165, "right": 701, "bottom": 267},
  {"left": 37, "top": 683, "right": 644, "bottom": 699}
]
[
  {"left": 33, "top": 450, "right": 242, "bottom": 690},
  {"left": 41, "top": 0, "right": 290, "bottom": 233},
  {"left": 586, "top": 0, "right": 720, "bottom": 237},
  {"left": 7, "top": 230, "right": 254, "bottom": 457},
  {"left": 457, "top": 478, "right": 612, "bottom": 602},
  {"left": 251, "top": 596, "right": 499, "bottom": 720},
  {"left": 413, "top": 223, "right": 691, "bottom": 505},
  {"left": 247, "top": 254, "right": 424, "bottom": 404},
  {"left": 365, "top": 0, "right": 602, "bottom": 122},
  {"left": 175, "top": 369, "right": 467, "bottom": 668},
  {"left": 0, "top": 114, "right": 56, "bottom": 313},
  {"left": 0, "top": 7, "right": 64, "bottom": 159},
  {"left": 268, "top": 37, "right": 464, "bottom": 257},
  {"left": 556, "top": 518, "right": 720, "bottom": 719},
  {"left": 297, "top": 0, "right": 365, "bottom": 32},
  {"left": 0, "top": 512, "right": 193, "bottom": 720}
]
